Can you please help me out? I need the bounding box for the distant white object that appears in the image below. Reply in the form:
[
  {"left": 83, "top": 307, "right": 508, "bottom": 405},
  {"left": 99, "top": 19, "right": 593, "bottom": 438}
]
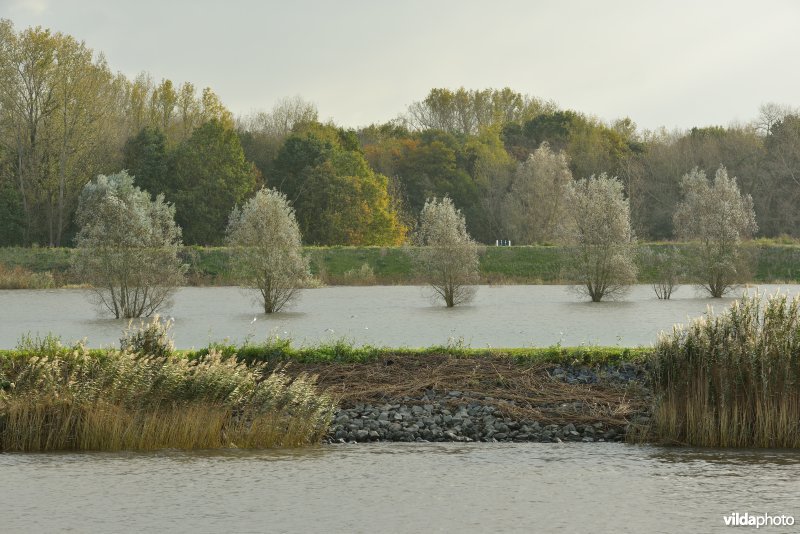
[
  {"left": 495, "top": 239, "right": 512, "bottom": 246},
  {"left": 250, "top": 317, "right": 257, "bottom": 324}
]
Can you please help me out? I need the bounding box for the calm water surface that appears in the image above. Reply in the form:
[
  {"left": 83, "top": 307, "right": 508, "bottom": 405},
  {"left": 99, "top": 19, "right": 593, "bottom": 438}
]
[
  {"left": 0, "top": 284, "right": 796, "bottom": 349},
  {"left": 2, "top": 443, "right": 799, "bottom": 533}
]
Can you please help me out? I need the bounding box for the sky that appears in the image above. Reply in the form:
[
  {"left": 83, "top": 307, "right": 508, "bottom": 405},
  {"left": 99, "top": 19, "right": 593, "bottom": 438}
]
[{"left": 3, "top": 0, "right": 800, "bottom": 132}]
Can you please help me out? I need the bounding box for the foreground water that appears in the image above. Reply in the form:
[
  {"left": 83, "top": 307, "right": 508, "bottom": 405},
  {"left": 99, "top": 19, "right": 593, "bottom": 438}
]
[
  {"left": 0, "top": 284, "right": 797, "bottom": 349},
  {"left": 1, "top": 443, "right": 799, "bottom": 533}
]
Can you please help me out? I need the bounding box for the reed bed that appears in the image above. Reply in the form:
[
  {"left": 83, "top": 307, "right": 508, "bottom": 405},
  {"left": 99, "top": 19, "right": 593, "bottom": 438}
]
[
  {"left": 0, "top": 341, "right": 334, "bottom": 452},
  {"left": 0, "top": 263, "right": 55, "bottom": 289},
  {"left": 650, "top": 292, "right": 800, "bottom": 447}
]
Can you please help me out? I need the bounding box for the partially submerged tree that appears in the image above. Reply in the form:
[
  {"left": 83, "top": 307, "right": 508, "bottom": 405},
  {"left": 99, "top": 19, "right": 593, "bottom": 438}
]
[
  {"left": 226, "top": 188, "right": 309, "bottom": 313},
  {"left": 72, "top": 171, "right": 185, "bottom": 318},
  {"left": 640, "top": 246, "right": 683, "bottom": 300},
  {"left": 673, "top": 166, "right": 757, "bottom": 297},
  {"left": 566, "top": 174, "right": 637, "bottom": 302},
  {"left": 413, "top": 196, "right": 480, "bottom": 307},
  {"left": 502, "top": 142, "right": 573, "bottom": 244}
]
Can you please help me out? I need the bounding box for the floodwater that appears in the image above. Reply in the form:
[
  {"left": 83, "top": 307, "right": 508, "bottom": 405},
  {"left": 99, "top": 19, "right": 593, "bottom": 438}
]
[
  {"left": 1, "top": 443, "right": 799, "bottom": 533},
  {"left": 0, "top": 284, "right": 796, "bottom": 349}
]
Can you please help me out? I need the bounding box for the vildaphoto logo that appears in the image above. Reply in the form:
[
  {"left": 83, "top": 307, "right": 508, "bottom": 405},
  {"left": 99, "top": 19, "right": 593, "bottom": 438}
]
[{"left": 723, "top": 512, "right": 795, "bottom": 528}]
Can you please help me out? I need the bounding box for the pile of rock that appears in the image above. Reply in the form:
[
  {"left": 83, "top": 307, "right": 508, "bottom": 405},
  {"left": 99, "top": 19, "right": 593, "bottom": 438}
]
[
  {"left": 328, "top": 392, "right": 630, "bottom": 444},
  {"left": 326, "top": 362, "right": 649, "bottom": 444},
  {"left": 549, "top": 361, "right": 646, "bottom": 385}
]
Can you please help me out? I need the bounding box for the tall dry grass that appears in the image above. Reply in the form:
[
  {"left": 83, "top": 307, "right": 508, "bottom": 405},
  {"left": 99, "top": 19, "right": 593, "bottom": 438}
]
[
  {"left": 0, "top": 337, "right": 334, "bottom": 452},
  {"left": 0, "top": 263, "right": 55, "bottom": 289},
  {"left": 650, "top": 292, "right": 800, "bottom": 447}
]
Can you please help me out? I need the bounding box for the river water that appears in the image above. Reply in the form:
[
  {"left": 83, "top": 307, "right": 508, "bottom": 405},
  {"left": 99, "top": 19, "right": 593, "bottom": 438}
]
[
  {"left": 1, "top": 284, "right": 796, "bottom": 349},
  {"left": 4, "top": 287, "right": 800, "bottom": 532},
  {"left": 2, "top": 443, "right": 799, "bottom": 533}
]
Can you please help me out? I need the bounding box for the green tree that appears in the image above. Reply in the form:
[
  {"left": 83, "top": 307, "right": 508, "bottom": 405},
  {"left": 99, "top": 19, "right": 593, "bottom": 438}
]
[
  {"left": 123, "top": 127, "right": 168, "bottom": 196},
  {"left": 0, "top": 172, "right": 25, "bottom": 246},
  {"left": 630, "top": 126, "right": 763, "bottom": 240},
  {"left": 72, "top": 171, "right": 185, "bottom": 318},
  {"left": 360, "top": 123, "right": 507, "bottom": 243},
  {"left": 272, "top": 123, "right": 406, "bottom": 245},
  {"left": 169, "top": 120, "right": 259, "bottom": 244},
  {"left": 237, "top": 97, "right": 318, "bottom": 186},
  {"left": 407, "top": 87, "right": 555, "bottom": 135},
  {"left": 123, "top": 74, "right": 233, "bottom": 147},
  {"left": 226, "top": 188, "right": 310, "bottom": 313},
  {"left": 762, "top": 115, "right": 800, "bottom": 236},
  {"left": 0, "top": 20, "right": 124, "bottom": 246},
  {"left": 391, "top": 132, "right": 480, "bottom": 236}
]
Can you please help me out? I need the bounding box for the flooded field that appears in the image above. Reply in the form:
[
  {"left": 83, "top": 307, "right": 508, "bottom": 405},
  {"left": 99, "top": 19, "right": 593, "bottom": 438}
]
[{"left": 0, "top": 284, "right": 793, "bottom": 349}]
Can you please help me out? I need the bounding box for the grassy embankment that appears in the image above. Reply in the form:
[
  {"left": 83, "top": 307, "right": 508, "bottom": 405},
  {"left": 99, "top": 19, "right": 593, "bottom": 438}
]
[
  {"left": 2, "top": 240, "right": 800, "bottom": 288},
  {"left": 0, "top": 337, "right": 649, "bottom": 452}
]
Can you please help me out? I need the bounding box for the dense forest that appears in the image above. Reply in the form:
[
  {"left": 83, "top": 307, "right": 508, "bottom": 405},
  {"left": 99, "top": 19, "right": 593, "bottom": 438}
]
[{"left": 2, "top": 19, "right": 799, "bottom": 248}]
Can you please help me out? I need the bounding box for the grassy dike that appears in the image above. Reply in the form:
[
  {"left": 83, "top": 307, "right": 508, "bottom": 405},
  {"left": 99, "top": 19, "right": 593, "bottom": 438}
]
[{"left": 2, "top": 241, "right": 800, "bottom": 287}]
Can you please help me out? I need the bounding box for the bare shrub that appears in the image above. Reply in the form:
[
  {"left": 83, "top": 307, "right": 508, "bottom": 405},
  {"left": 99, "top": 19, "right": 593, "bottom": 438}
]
[{"left": 640, "top": 246, "right": 683, "bottom": 299}]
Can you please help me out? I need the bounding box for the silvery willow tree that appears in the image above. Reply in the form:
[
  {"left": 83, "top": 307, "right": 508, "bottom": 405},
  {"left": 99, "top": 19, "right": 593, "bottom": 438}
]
[
  {"left": 413, "top": 196, "right": 480, "bottom": 307},
  {"left": 72, "top": 171, "right": 185, "bottom": 318},
  {"left": 226, "top": 188, "right": 309, "bottom": 313},
  {"left": 502, "top": 142, "right": 573, "bottom": 244},
  {"left": 566, "top": 173, "right": 637, "bottom": 302},
  {"left": 673, "top": 166, "right": 757, "bottom": 297}
]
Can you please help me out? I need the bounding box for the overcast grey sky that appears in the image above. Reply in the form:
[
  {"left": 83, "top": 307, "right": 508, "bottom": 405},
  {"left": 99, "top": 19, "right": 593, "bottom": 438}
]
[{"left": 3, "top": 0, "right": 799, "bottom": 131}]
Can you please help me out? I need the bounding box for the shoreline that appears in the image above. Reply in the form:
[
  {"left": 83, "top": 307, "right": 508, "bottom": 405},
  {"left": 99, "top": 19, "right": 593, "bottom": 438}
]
[
  {"left": 3, "top": 337, "right": 796, "bottom": 450},
  {"left": 283, "top": 355, "right": 650, "bottom": 445},
  {"left": 2, "top": 242, "right": 800, "bottom": 289},
  {"left": 1, "top": 346, "right": 652, "bottom": 451}
]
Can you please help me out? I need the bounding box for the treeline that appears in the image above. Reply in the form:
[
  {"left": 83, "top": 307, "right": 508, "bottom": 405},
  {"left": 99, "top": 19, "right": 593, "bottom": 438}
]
[{"left": 2, "top": 19, "right": 800, "bottom": 248}]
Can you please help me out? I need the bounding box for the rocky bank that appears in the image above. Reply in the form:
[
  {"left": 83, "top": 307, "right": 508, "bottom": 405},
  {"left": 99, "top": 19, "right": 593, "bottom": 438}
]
[{"left": 326, "top": 362, "right": 650, "bottom": 444}]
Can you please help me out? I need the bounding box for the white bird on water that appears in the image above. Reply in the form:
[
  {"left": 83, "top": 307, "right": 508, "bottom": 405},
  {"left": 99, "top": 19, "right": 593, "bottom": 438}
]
[{"left": 250, "top": 317, "right": 257, "bottom": 324}]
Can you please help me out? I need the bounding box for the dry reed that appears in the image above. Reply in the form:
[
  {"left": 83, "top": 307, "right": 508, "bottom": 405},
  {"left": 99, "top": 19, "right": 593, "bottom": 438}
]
[
  {"left": 0, "top": 343, "right": 334, "bottom": 452},
  {"left": 650, "top": 292, "right": 800, "bottom": 447},
  {"left": 0, "top": 263, "right": 55, "bottom": 289}
]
